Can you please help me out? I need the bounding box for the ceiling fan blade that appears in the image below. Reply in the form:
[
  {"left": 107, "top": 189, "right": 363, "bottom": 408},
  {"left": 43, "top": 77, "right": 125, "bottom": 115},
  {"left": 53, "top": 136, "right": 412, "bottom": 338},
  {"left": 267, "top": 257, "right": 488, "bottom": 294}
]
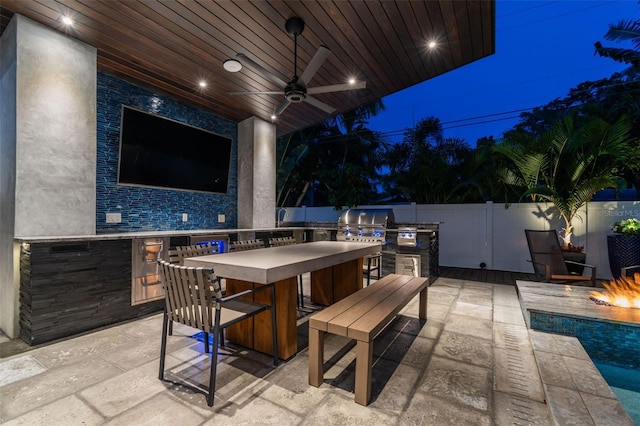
[
  {"left": 235, "top": 53, "right": 287, "bottom": 88},
  {"left": 298, "top": 46, "right": 331, "bottom": 86},
  {"left": 308, "top": 81, "right": 366, "bottom": 94},
  {"left": 304, "top": 96, "right": 336, "bottom": 114},
  {"left": 275, "top": 100, "right": 292, "bottom": 116},
  {"left": 228, "top": 90, "right": 282, "bottom": 96}
]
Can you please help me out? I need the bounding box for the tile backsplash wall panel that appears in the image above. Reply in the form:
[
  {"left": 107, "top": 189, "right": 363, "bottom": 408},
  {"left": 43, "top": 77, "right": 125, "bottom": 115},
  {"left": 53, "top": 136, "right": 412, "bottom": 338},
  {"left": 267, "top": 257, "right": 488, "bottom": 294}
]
[{"left": 96, "top": 72, "right": 237, "bottom": 232}]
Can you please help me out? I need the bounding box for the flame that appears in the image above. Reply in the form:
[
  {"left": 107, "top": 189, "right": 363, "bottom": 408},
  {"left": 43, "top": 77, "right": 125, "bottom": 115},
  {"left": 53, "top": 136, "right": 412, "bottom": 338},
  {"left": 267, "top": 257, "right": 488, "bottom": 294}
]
[{"left": 590, "top": 273, "right": 640, "bottom": 309}]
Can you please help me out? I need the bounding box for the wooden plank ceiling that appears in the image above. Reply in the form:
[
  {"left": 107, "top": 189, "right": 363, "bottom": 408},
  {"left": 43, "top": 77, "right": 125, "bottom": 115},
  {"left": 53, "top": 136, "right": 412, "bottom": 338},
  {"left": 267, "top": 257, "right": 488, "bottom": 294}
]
[{"left": 0, "top": 1, "right": 495, "bottom": 137}]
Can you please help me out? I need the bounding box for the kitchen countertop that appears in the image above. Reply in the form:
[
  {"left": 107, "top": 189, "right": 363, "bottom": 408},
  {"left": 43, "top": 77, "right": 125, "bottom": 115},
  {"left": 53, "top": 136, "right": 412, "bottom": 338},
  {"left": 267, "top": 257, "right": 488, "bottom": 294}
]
[
  {"left": 14, "top": 224, "right": 438, "bottom": 244},
  {"left": 13, "top": 227, "right": 307, "bottom": 243}
]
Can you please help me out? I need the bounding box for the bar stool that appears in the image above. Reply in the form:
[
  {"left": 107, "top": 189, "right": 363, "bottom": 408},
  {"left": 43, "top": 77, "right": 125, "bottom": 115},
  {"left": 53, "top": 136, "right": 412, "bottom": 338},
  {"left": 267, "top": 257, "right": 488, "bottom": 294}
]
[{"left": 363, "top": 252, "right": 383, "bottom": 286}]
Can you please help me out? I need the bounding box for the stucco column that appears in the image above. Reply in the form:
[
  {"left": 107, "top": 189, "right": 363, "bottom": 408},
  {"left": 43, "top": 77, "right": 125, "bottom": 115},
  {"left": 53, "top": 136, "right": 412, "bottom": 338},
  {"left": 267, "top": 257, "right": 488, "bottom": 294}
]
[
  {"left": 0, "top": 15, "right": 97, "bottom": 337},
  {"left": 237, "top": 117, "right": 276, "bottom": 228}
]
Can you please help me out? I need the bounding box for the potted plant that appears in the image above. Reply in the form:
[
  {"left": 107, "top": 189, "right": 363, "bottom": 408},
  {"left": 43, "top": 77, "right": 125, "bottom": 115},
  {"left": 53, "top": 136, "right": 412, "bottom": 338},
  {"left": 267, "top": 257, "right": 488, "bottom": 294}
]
[{"left": 607, "top": 218, "right": 640, "bottom": 278}]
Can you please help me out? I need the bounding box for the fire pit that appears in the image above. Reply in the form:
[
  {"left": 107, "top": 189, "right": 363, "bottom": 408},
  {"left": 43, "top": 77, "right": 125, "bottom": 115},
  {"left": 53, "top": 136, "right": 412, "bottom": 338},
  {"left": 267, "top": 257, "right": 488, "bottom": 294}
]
[{"left": 590, "top": 273, "right": 640, "bottom": 309}]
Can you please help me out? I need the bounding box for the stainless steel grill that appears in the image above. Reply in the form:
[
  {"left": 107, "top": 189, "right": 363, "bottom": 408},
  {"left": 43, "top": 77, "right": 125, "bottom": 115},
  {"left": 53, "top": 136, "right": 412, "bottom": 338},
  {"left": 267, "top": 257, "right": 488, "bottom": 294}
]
[{"left": 337, "top": 208, "right": 394, "bottom": 243}]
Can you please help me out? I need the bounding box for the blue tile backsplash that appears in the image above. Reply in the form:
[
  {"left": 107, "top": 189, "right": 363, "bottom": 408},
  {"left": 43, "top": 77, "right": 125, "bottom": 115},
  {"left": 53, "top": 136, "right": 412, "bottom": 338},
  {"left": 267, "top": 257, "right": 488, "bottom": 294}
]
[{"left": 96, "top": 72, "right": 237, "bottom": 233}]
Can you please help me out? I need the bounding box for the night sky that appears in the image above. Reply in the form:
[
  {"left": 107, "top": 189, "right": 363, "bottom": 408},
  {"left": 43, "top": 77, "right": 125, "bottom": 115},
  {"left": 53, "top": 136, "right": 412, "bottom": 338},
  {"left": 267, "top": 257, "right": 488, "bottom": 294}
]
[{"left": 367, "top": 0, "right": 638, "bottom": 146}]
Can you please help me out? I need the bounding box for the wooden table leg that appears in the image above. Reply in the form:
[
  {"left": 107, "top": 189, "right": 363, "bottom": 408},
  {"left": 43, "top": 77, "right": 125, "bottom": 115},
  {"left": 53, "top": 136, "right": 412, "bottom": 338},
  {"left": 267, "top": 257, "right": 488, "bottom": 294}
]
[
  {"left": 311, "top": 258, "right": 364, "bottom": 305},
  {"left": 225, "top": 279, "right": 255, "bottom": 349},
  {"left": 308, "top": 328, "right": 324, "bottom": 387},
  {"left": 226, "top": 277, "right": 297, "bottom": 360}
]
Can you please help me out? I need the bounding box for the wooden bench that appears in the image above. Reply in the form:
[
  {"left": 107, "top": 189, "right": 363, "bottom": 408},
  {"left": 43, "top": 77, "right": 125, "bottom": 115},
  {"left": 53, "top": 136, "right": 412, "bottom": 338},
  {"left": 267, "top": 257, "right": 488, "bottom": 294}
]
[{"left": 308, "top": 273, "right": 429, "bottom": 405}]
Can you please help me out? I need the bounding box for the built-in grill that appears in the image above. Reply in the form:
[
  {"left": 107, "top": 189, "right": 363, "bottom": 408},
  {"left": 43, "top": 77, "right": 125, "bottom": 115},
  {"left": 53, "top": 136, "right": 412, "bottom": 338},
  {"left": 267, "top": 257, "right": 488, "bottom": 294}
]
[{"left": 337, "top": 208, "right": 394, "bottom": 243}]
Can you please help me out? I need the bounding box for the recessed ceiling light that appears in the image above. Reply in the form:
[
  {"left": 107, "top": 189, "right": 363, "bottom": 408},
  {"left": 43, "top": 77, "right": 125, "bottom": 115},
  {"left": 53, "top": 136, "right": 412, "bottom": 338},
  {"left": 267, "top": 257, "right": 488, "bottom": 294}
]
[
  {"left": 223, "top": 59, "right": 242, "bottom": 72},
  {"left": 62, "top": 16, "right": 73, "bottom": 26},
  {"left": 270, "top": 114, "right": 277, "bottom": 120},
  {"left": 198, "top": 81, "right": 207, "bottom": 88},
  {"left": 427, "top": 40, "right": 437, "bottom": 49},
  {"left": 348, "top": 78, "right": 356, "bottom": 85}
]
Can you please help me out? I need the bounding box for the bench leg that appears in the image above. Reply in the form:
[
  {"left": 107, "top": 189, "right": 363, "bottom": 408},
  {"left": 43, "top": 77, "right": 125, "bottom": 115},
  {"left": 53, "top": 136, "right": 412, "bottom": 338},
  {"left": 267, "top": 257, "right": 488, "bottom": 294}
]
[
  {"left": 418, "top": 287, "right": 428, "bottom": 320},
  {"left": 309, "top": 328, "right": 324, "bottom": 387},
  {"left": 354, "top": 340, "right": 373, "bottom": 406}
]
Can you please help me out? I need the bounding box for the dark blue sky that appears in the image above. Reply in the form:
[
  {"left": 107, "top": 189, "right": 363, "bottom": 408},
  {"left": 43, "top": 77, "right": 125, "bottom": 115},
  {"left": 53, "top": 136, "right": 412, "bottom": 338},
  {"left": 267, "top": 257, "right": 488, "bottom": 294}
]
[{"left": 367, "top": 0, "right": 638, "bottom": 145}]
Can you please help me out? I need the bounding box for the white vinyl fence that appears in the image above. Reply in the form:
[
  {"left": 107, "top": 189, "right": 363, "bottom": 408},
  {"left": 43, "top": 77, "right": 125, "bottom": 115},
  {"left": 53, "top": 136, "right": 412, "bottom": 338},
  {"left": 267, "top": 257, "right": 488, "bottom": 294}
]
[{"left": 280, "top": 201, "right": 640, "bottom": 280}]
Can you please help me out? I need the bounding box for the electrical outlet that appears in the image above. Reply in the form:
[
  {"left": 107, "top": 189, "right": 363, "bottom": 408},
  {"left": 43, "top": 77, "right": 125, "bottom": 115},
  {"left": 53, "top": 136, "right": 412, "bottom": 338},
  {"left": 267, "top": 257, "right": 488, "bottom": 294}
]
[
  {"left": 218, "top": 214, "right": 225, "bottom": 223},
  {"left": 182, "top": 213, "right": 188, "bottom": 222},
  {"left": 106, "top": 213, "right": 121, "bottom": 223}
]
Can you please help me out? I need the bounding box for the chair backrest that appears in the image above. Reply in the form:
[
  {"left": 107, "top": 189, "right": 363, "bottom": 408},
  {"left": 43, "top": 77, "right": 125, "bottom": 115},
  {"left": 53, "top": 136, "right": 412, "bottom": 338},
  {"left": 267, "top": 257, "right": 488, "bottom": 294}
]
[
  {"left": 268, "top": 236, "right": 297, "bottom": 247},
  {"left": 157, "top": 260, "right": 222, "bottom": 331},
  {"left": 229, "top": 239, "right": 265, "bottom": 252},
  {"left": 168, "top": 243, "right": 216, "bottom": 265},
  {"left": 525, "top": 229, "right": 569, "bottom": 277}
]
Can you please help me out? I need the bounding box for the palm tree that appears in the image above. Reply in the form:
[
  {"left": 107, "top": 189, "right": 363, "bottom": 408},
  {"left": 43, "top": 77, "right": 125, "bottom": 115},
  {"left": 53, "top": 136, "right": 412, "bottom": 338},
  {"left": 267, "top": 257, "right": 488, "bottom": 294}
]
[
  {"left": 495, "top": 116, "right": 634, "bottom": 248},
  {"left": 276, "top": 100, "right": 386, "bottom": 208},
  {"left": 594, "top": 1, "right": 640, "bottom": 67},
  {"left": 381, "top": 117, "right": 483, "bottom": 203}
]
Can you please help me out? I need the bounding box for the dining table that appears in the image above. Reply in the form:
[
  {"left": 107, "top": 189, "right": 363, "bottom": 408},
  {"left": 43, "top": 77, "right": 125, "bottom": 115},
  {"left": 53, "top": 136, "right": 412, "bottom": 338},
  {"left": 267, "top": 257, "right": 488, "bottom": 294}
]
[{"left": 183, "top": 240, "right": 381, "bottom": 359}]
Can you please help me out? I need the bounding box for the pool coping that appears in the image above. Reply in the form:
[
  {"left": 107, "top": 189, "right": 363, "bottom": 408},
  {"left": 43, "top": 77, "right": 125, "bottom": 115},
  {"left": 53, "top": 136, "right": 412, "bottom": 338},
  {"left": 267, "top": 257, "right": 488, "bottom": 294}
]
[{"left": 517, "top": 280, "right": 636, "bottom": 425}]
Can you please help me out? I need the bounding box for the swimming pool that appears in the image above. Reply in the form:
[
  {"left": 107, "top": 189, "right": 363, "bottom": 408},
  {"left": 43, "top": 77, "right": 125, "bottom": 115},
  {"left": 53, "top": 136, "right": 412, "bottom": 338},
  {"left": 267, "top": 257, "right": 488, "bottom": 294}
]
[{"left": 593, "top": 360, "right": 640, "bottom": 425}]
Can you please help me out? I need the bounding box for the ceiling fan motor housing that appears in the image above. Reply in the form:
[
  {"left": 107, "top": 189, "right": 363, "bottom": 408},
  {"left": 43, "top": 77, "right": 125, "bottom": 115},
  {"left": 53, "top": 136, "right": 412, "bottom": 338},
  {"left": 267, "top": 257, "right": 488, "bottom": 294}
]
[
  {"left": 285, "top": 17, "right": 305, "bottom": 36},
  {"left": 285, "top": 81, "right": 307, "bottom": 102}
]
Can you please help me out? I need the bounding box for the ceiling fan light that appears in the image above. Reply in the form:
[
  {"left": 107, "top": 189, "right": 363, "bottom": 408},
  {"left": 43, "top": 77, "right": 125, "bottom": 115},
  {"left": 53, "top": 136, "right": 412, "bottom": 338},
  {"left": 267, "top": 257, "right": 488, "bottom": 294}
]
[{"left": 223, "top": 59, "right": 242, "bottom": 72}]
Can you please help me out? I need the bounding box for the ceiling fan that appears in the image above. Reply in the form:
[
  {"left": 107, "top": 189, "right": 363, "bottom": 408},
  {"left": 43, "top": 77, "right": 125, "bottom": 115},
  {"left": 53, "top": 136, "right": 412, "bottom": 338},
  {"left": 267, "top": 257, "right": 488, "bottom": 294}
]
[{"left": 229, "top": 17, "right": 366, "bottom": 118}]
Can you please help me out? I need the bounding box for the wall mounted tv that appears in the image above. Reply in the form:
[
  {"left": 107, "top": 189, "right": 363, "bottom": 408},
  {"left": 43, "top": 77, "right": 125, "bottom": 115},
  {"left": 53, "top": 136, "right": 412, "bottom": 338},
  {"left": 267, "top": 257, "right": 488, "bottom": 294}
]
[{"left": 117, "top": 106, "right": 232, "bottom": 194}]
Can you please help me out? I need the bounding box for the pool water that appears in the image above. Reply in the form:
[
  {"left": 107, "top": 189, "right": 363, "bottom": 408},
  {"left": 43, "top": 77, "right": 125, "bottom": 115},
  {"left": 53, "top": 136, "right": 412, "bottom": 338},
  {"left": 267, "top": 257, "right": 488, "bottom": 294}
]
[{"left": 593, "top": 360, "right": 640, "bottom": 425}]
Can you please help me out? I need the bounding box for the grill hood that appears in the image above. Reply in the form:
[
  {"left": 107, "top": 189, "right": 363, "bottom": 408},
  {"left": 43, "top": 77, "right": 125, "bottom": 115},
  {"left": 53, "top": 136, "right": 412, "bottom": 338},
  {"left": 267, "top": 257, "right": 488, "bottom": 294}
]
[
  {"left": 337, "top": 209, "right": 395, "bottom": 227},
  {"left": 337, "top": 209, "right": 395, "bottom": 242}
]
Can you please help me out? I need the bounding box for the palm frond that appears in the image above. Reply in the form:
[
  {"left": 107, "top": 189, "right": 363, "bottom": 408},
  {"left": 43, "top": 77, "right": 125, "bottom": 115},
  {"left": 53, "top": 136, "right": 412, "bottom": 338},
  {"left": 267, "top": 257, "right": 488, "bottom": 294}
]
[
  {"left": 604, "top": 19, "right": 640, "bottom": 44},
  {"left": 594, "top": 43, "right": 640, "bottom": 65}
]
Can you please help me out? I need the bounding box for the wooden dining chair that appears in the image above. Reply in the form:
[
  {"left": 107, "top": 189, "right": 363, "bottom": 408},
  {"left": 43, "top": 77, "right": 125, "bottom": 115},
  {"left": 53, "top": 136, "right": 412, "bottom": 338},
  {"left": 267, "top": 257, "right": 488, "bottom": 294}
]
[
  {"left": 157, "top": 260, "right": 278, "bottom": 406},
  {"left": 268, "top": 236, "right": 305, "bottom": 308},
  {"left": 167, "top": 243, "right": 219, "bottom": 340},
  {"left": 229, "top": 239, "right": 265, "bottom": 251},
  {"left": 525, "top": 229, "right": 596, "bottom": 286},
  {"left": 168, "top": 243, "right": 217, "bottom": 265}
]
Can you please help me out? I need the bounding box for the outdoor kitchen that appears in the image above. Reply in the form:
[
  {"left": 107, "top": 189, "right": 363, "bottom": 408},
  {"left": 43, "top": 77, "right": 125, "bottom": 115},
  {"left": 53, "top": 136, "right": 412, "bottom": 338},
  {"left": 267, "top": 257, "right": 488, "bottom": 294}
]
[{"left": 335, "top": 208, "right": 439, "bottom": 280}]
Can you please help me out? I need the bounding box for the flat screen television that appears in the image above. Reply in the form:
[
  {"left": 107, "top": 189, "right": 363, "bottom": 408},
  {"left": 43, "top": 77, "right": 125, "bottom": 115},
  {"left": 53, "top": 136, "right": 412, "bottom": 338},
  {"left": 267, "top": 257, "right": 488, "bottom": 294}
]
[{"left": 117, "top": 106, "right": 232, "bottom": 194}]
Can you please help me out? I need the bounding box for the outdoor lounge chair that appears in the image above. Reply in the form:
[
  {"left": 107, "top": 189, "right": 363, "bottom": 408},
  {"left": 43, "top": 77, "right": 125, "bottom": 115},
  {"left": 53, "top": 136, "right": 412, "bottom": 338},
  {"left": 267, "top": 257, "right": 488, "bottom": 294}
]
[
  {"left": 525, "top": 229, "right": 597, "bottom": 286},
  {"left": 157, "top": 260, "right": 278, "bottom": 406},
  {"left": 622, "top": 265, "right": 640, "bottom": 277}
]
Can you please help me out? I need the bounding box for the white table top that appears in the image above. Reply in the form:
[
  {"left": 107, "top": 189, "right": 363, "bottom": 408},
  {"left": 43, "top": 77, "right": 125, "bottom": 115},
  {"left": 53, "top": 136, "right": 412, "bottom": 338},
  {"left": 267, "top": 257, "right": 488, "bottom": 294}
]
[{"left": 183, "top": 241, "right": 381, "bottom": 284}]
